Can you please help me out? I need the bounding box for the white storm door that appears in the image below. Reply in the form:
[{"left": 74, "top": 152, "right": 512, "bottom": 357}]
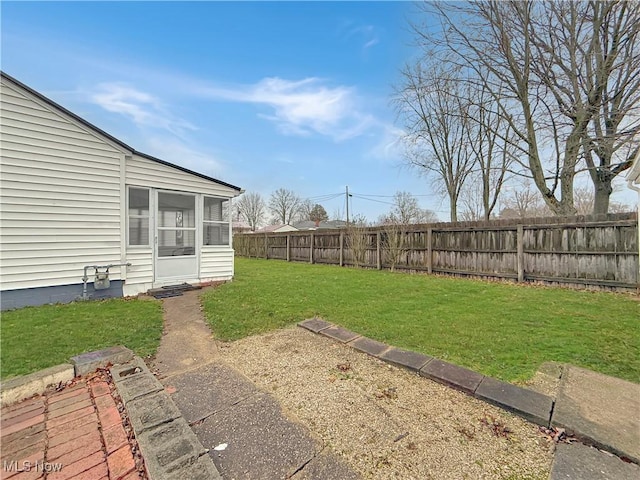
[{"left": 155, "top": 191, "right": 198, "bottom": 281}]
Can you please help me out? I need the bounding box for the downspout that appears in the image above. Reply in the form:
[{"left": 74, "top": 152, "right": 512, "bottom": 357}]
[{"left": 626, "top": 179, "right": 640, "bottom": 292}]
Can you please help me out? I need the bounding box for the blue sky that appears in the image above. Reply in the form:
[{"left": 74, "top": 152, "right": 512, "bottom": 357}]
[
  {"left": 2, "top": 1, "right": 634, "bottom": 222},
  {"left": 2, "top": 0, "right": 448, "bottom": 221}
]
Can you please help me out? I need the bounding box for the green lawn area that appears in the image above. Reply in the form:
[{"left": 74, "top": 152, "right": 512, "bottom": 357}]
[
  {"left": 1, "top": 298, "right": 164, "bottom": 380},
  {"left": 202, "top": 257, "right": 639, "bottom": 384}
]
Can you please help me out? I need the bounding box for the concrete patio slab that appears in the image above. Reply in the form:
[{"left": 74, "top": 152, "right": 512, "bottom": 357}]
[
  {"left": 419, "top": 359, "right": 485, "bottom": 394},
  {"left": 167, "top": 363, "right": 258, "bottom": 424},
  {"left": 298, "top": 318, "right": 332, "bottom": 333},
  {"left": 475, "top": 376, "right": 553, "bottom": 426},
  {"left": 550, "top": 442, "right": 640, "bottom": 480},
  {"left": 551, "top": 365, "right": 640, "bottom": 463},
  {"left": 192, "top": 392, "right": 321, "bottom": 480},
  {"left": 378, "top": 347, "right": 432, "bottom": 372},
  {"left": 318, "top": 326, "right": 360, "bottom": 343},
  {"left": 348, "top": 337, "right": 389, "bottom": 357}
]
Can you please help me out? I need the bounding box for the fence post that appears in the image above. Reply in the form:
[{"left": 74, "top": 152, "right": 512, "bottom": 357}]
[
  {"left": 309, "top": 233, "right": 314, "bottom": 264},
  {"left": 376, "top": 232, "right": 382, "bottom": 270},
  {"left": 339, "top": 232, "right": 344, "bottom": 266},
  {"left": 517, "top": 225, "right": 524, "bottom": 282},
  {"left": 427, "top": 228, "right": 433, "bottom": 274},
  {"left": 265, "top": 234, "right": 268, "bottom": 259},
  {"left": 286, "top": 234, "right": 291, "bottom": 262}
]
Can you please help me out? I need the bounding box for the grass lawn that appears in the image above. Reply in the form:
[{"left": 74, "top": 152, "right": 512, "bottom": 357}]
[
  {"left": 1, "top": 298, "right": 164, "bottom": 380},
  {"left": 202, "top": 257, "right": 639, "bottom": 384}
]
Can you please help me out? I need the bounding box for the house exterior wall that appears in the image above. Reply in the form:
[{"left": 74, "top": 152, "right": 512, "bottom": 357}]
[
  {"left": 626, "top": 151, "right": 640, "bottom": 274},
  {"left": 1, "top": 74, "right": 240, "bottom": 308},
  {"left": 0, "top": 76, "right": 127, "bottom": 307}
]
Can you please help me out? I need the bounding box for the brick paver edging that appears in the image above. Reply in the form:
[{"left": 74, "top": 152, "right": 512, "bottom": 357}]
[
  {"left": 300, "top": 317, "right": 640, "bottom": 468},
  {"left": 298, "top": 317, "right": 554, "bottom": 428}
]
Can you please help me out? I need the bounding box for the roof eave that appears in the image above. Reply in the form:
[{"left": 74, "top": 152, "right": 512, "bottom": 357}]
[{"left": 0, "top": 71, "right": 242, "bottom": 193}]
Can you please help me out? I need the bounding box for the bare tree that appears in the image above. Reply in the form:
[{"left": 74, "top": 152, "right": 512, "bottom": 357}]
[
  {"left": 573, "top": 186, "right": 631, "bottom": 215},
  {"left": 381, "top": 222, "right": 408, "bottom": 272},
  {"left": 499, "top": 184, "right": 550, "bottom": 219},
  {"left": 378, "top": 191, "right": 437, "bottom": 225},
  {"left": 395, "top": 62, "right": 475, "bottom": 222},
  {"left": 574, "top": 187, "right": 596, "bottom": 216},
  {"left": 346, "top": 215, "right": 370, "bottom": 267},
  {"left": 580, "top": 2, "right": 640, "bottom": 213},
  {"left": 268, "top": 188, "right": 301, "bottom": 224},
  {"left": 465, "top": 77, "right": 517, "bottom": 220},
  {"left": 418, "top": 1, "right": 640, "bottom": 215},
  {"left": 236, "top": 192, "right": 265, "bottom": 232},
  {"left": 459, "top": 180, "right": 487, "bottom": 221},
  {"left": 296, "top": 199, "right": 314, "bottom": 222}
]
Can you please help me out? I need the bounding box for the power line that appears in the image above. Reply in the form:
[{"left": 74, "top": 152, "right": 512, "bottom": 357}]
[
  {"left": 352, "top": 193, "right": 440, "bottom": 198},
  {"left": 304, "top": 193, "right": 343, "bottom": 202},
  {"left": 350, "top": 194, "right": 396, "bottom": 206}
]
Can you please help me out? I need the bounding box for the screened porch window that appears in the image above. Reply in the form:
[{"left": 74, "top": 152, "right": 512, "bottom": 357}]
[
  {"left": 203, "top": 197, "right": 230, "bottom": 246},
  {"left": 128, "top": 187, "right": 150, "bottom": 246},
  {"left": 157, "top": 192, "right": 196, "bottom": 257}
]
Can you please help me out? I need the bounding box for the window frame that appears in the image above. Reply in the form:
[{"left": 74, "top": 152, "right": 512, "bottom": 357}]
[
  {"left": 203, "top": 196, "right": 231, "bottom": 246},
  {"left": 127, "top": 186, "right": 151, "bottom": 247},
  {"left": 156, "top": 191, "right": 197, "bottom": 257}
]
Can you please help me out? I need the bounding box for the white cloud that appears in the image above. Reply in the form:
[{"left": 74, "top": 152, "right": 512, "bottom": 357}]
[
  {"left": 90, "top": 82, "right": 196, "bottom": 136},
  {"left": 198, "top": 77, "right": 374, "bottom": 141},
  {"left": 350, "top": 25, "right": 380, "bottom": 50},
  {"left": 363, "top": 38, "right": 380, "bottom": 49},
  {"left": 144, "top": 136, "right": 225, "bottom": 176},
  {"left": 369, "top": 123, "right": 405, "bottom": 161},
  {"left": 339, "top": 23, "right": 380, "bottom": 51}
]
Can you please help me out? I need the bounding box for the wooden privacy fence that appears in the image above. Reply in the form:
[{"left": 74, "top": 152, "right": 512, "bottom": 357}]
[{"left": 233, "top": 213, "right": 639, "bottom": 290}]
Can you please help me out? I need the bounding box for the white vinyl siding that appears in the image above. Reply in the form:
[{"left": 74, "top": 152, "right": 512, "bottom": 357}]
[
  {"left": 127, "top": 154, "right": 238, "bottom": 197},
  {"left": 200, "top": 249, "right": 235, "bottom": 279},
  {"left": 0, "top": 79, "right": 125, "bottom": 291},
  {"left": 123, "top": 249, "right": 153, "bottom": 296}
]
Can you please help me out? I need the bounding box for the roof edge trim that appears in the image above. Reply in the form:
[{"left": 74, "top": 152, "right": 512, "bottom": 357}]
[{"left": 1, "top": 71, "right": 242, "bottom": 192}]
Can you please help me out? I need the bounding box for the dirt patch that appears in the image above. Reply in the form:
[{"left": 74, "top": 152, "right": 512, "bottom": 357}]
[
  {"left": 151, "top": 289, "right": 220, "bottom": 379},
  {"left": 219, "top": 327, "right": 553, "bottom": 480}
]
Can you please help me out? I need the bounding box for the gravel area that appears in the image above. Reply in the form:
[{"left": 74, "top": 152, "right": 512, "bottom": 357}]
[{"left": 219, "top": 327, "right": 553, "bottom": 480}]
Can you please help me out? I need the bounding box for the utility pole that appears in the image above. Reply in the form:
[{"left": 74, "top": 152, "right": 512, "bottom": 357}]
[{"left": 345, "top": 185, "right": 350, "bottom": 225}]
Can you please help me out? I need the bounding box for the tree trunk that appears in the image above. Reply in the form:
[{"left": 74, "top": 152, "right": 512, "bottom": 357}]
[
  {"left": 450, "top": 196, "right": 458, "bottom": 222},
  {"left": 593, "top": 176, "right": 613, "bottom": 215}
]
